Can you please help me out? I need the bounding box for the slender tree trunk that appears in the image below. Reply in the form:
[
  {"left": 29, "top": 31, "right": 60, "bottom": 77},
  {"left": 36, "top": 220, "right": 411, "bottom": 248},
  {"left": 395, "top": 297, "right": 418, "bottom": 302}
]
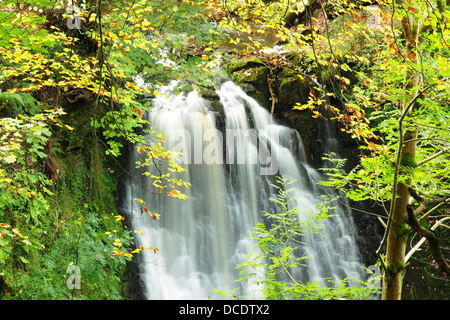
[
  {"left": 382, "top": 132, "right": 417, "bottom": 299},
  {"left": 381, "top": 1, "right": 420, "bottom": 300}
]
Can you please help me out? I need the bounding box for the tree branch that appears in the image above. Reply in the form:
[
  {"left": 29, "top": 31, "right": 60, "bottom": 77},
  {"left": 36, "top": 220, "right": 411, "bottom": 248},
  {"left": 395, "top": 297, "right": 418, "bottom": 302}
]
[
  {"left": 407, "top": 186, "right": 450, "bottom": 220},
  {"left": 405, "top": 217, "right": 450, "bottom": 263},
  {"left": 417, "top": 145, "right": 450, "bottom": 167},
  {"left": 404, "top": 205, "right": 450, "bottom": 275},
  {"left": 419, "top": 197, "right": 450, "bottom": 222}
]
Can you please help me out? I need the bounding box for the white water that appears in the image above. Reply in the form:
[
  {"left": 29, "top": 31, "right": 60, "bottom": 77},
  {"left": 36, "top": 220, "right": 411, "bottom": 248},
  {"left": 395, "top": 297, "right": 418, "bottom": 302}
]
[{"left": 123, "top": 80, "right": 365, "bottom": 299}]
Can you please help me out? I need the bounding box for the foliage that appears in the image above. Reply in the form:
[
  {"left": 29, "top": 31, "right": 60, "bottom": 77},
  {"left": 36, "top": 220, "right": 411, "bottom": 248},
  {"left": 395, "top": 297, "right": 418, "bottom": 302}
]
[
  {"left": 315, "top": 1, "right": 450, "bottom": 219},
  {"left": 233, "top": 178, "right": 377, "bottom": 300},
  {"left": 2, "top": 0, "right": 448, "bottom": 300},
  {"left": 0, "top": 108, "right": 134, "bottom": 298},
  {"left": 0, "top": 0, "right": 224, "bottom": 198},
  {"left": 0, "top": 0, "right": 230, "bottom": 298}
]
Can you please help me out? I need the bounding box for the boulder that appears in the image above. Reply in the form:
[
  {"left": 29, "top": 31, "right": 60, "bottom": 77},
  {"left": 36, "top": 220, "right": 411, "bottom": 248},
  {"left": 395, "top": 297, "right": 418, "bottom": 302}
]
[
  {"left": 227, "top": 57, "right": 270, "bottom": 108},
  {"left": 276, "top": 68, "right": 317, "bottom": 109}
]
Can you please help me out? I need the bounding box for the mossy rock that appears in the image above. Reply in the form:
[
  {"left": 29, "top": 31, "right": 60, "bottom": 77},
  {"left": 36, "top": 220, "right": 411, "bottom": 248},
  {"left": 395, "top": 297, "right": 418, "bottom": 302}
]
[
  {"left": 199, "top": 88, "right": 220, "bottom": 101},
  {"left": 277, "top": 68, "right": 316, "bottom": 108},
  {"left": 231, "top": 66, "right": 268, "bottom": 85},
  {"left": 198, "top": 88, "right": 225, "bottom": 131},
  {"left": 226, "top": 57, "right": 270, "bottom": 108},
  {"left": 227, "top": 57, "right": 266, "bottom": 74}
]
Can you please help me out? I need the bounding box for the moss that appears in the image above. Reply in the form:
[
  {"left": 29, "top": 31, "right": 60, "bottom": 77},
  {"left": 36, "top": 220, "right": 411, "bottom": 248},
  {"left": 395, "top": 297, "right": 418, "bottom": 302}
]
[
  {"left": 397, "top": 223, "right": 411, "bottom": 237},
  {"left": 400, "top": 152, "right": 417, "bottom": 169},
  {"left": 226, "top": 57, "right": 266, "bottom": 74},
  {"left": 396, "top": 262, "right": 406, "bottom": 273},
  {"left": 207, "top": 100, "right": 223, "bottom": 113},
  {"left": 226, "top": 57, "right": 270, "bottom": 108},
  {"left": 386, "top": 262, "right": 395, "bottom": 278},
  {"left": 199, "top": 88, "right": 220, "bottom": 102},
  {"left": 277, "top": 68, "right": 316, "bottom": 106},
  {"left": 386, "top": 261, "right": 407, "bottom": 281},
  {"left": 231, "top": 66, "right": 268, "bottom": 85}
]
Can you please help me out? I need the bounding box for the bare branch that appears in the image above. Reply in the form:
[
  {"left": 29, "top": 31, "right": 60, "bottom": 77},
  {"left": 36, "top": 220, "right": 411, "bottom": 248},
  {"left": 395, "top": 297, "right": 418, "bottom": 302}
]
[{"left": 418, "top": 197, "right": 450, "bottom": 222}]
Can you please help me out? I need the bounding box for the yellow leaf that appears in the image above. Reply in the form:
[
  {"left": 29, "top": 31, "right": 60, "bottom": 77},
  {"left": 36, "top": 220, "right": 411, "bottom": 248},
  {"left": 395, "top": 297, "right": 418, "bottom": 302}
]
[
  {"left": 113, "top": 239, "right": 123, "bottom": 246},
  {"left": 115, "top": 215, "right": 125, "bottom": 221}
]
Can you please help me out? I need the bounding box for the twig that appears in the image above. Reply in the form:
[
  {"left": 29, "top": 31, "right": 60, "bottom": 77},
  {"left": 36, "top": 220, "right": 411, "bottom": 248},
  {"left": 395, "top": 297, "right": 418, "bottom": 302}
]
[
  {"left": 267, "top": 72, "right": 276, "bottom": 124},
  {"left": 417, "top": 145, "right": 450, "bottom": 167}
]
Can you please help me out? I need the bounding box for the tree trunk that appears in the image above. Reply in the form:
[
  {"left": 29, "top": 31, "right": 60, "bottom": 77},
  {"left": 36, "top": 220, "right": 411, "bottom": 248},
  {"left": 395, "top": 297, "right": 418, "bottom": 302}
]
[
  {"left": 382, "top": 132, "right": 417, "bottom": 300},
  {"left": 381, "top": 0, "right": 420, "bottom": 299}
]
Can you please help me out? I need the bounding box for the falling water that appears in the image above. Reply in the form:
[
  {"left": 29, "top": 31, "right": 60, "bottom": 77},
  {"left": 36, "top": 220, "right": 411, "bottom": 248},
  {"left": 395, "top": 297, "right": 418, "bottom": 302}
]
[{"left": 122, "top": 79, "right": 365, "bottom": 299}]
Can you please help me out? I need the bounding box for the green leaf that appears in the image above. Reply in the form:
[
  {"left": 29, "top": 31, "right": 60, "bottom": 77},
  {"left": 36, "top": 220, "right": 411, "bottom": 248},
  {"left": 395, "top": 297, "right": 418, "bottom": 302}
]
[{"left": 19, "top": 256, "right": 29, "bottom": 264}]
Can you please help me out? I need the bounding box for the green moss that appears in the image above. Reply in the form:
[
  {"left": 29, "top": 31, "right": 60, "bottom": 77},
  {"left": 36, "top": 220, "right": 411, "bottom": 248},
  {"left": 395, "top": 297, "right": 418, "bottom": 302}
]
[
  {"left": 400, "top": 152, "right": 417, "bottom": 169},
  {"left": 226, "top": 57, "right": 266, "bottom": 74},
  {"left": 277, "top": 68, "right": 316, "bottom": 106},
  {"left": 397, "top": 223, "right": 411, "bottom": 237},
  {"left": 396, "top": 262, "right": 406, "bottom": 272},
  {"left": 226, "top": 57, "right": 270, "bottom": 108},
  {"left": 230, "top": 66, "right": 268, "bottom": 85},
  {"left": 386, "top": 261, "right": 407, "bottom": 280}
]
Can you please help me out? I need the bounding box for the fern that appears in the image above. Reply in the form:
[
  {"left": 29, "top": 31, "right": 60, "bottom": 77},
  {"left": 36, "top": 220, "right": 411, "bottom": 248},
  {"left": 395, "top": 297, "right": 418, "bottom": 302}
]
[{"left": 0, "top": 91, "right": 40, "bottom": 116}]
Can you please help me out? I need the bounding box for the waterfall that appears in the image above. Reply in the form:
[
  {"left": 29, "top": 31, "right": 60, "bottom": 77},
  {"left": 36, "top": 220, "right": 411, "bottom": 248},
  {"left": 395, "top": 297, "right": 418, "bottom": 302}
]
[{"left": 122, "top": 79, "right": 365, "bottom": 299}]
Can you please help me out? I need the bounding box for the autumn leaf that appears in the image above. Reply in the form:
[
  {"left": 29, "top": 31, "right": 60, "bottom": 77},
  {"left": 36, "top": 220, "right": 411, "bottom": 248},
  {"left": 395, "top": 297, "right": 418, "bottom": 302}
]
[
  {"left": 135, "top": 198, "right": 145, "bottom": 204},
  {"left": 156, "top": 134, "right": 165, "bottom": 142},
  {"left": 115, "top": 215, "right": 125, "bottom": 221}
]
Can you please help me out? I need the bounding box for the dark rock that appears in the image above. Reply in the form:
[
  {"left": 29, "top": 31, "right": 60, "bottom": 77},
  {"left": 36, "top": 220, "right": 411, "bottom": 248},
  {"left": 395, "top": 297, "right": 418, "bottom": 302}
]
[
  {"left": 276, "top": 68, "right": 316, "bottom": 110},
  {"left": 227, "top": 57, "right": 270, "bottom": 108}
]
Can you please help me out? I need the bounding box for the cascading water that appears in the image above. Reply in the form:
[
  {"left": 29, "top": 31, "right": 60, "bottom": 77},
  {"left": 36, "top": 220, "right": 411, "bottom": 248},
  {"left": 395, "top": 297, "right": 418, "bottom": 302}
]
[{"left": 122, "top": 79, "right": 366, "bottom": 299}]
